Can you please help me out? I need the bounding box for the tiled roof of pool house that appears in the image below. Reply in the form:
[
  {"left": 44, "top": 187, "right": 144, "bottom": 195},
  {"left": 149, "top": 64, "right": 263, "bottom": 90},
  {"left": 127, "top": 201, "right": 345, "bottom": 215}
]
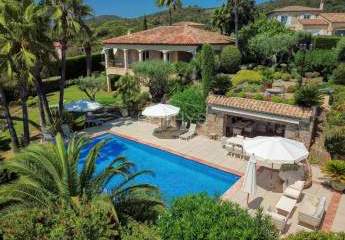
[{"left": 207, "top": 95, "right": 314, "bottom": 120}]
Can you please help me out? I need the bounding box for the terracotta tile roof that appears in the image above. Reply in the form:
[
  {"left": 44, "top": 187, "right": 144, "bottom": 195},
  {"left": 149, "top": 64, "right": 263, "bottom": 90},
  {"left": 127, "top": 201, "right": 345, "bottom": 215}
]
[
  {"left": 207, "top": 95, "right": 313, "bottom": 120},
  {"left": 272, "top": 5, "right": 322, "bottom": 12},
  {"left": 103, "top": 25, "right": 232, "bottom": 46},
  {"left": 298, "top": 18, "right": 328, "bottom": 25},
  {"left": 321, "top": 13, "right": 345, "bottom": 23},
  {"left": 172, "top": 21, "right": 205, "bottom": 26}
]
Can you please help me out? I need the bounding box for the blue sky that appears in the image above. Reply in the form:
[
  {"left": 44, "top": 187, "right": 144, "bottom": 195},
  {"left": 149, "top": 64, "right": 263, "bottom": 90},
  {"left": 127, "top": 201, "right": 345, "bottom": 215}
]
[{"left": 85, "top": 0, "right": 265, "bottom": 18}]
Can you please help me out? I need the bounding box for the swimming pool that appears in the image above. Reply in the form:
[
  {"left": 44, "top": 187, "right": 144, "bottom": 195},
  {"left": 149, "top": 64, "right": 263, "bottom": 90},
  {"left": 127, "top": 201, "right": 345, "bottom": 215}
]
[{"left": 79, "top": 133, "right": 240, "bottom": 202}]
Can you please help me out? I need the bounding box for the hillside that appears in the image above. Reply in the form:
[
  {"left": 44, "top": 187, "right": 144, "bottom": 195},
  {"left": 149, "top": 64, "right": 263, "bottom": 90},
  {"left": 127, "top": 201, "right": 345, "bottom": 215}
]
[{"left": 68, "top": 1, "right": 345, "bottom": 56}]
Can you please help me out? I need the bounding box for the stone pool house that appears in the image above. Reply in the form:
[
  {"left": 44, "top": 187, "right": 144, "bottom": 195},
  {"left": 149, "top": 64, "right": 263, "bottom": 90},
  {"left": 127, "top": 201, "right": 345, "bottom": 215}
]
[
  {"left": 205, "top": 95, "right": 316, "bottom": 147},
  {"left": 102, "top": 21, "right": 233, "bottom": 91}
]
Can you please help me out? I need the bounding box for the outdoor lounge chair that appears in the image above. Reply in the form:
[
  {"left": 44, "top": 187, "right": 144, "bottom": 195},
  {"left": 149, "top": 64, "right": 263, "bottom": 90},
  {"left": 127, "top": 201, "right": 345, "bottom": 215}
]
[
  {"left": 298, "top": 195, "right": 326, "bottom": 230},
  {"left": 266, "top": 207, "right": 288, "bottom": 233},
  {"left": 179, "top": 124, "right": 197, "bottom": 140},
  {"left": 283, "top": 181, "right": 305, "bottom": 201}
]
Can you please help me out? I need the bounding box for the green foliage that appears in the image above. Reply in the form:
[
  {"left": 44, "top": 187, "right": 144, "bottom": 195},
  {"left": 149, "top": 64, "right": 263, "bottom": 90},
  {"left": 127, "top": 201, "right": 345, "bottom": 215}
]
[
  {"left": 232, "top": 70, "right": 262, "bottom": 86},
  {"left": 121, "top": 219, "right": 161, "bottom": 240},
  {"left": 158, "top": 194, "right": 278, "bottom": 240},
  {"left": 0, "top": 205, "right": 118, "bottom": 239},
  {"left": 220, "top": 46, "right": 242, "bottom": 74},
  {"left": 170, "top": 86, "right": 205, "bottom": 123},
  {"left": 262, "top": 68, "right": 275, "bottom": 86},
  {"left": 212, "top": 0, "right": 257, "bottom": 35},
  {"left": 133, "top": 60, "right": 174, "bottom": 102},
  {"left": 173, "top": 61, "right": 194, "bottom": 85},
  {"left": 249, "top": 32, "right": 296, "bottom": 64},
  {"left": 283, "top": 231, "right": 345, "bottom": 240},
  {"left": 115, "top": 74, "right": 149, "bottom": 115},
  {"left": 325, "top": 86, "right": 345, "bottom": 159},
  {"left": 0, "top": 134, "right": 162, "bottom": 222},
  {"left": 50, "top": 53, "right": 104, "bottom": 80},
  {"left": 294, "top": 84, "right": 322, "bottom": 107},
  {"left": 211, "top": 74, "right": 232, "bottom": 95},
  {"left": 313, "top": 36, "right": 342, "bottom": 50},
  {"left": 76, "top": 73, "right": 106, "bottom": 101},
  {"left": 333, "top": 64, "right": 345, "bottom": 85},
  {"left": 335, "top": 38, "right": 345, "bottom": 62},
  {"left": 322, "top": 160, "right": 345, "bottom": 184},
  {"left": 294, "top": 50, "right": 337, "bottom": 76},
  {"left": 201, "top": 44, "right": 216, "bottom": 98},
  {"left": 238, "top": 16, "right": 291, "bottom": 61}
]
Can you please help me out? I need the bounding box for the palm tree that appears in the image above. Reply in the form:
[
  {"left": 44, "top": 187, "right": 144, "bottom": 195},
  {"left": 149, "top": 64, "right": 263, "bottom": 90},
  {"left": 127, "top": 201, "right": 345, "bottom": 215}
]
[
  {"left": 0, "top": 78, "right": 20, "bottom": 151},
  {"left": 155, "top": 0, "right": 182, "bottom": 26},
  {"left": 0, "top": 0, "right": 44, "bottom": 146},
  {"left": 73, "top": 0, "right": 94, "bottom": 77},
  {"left": 44, "top": 0, "right": 81, "bottom": 116},
  {"left": 0, "top": 133, "right": 162, "bottom": 222}
]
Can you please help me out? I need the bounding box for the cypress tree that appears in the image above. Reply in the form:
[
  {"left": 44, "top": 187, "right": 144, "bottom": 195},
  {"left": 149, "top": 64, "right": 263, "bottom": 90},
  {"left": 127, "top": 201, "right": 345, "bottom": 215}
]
[
  {"left": 201, "top": 44, "right": 215, "bottom": 98},
  {"left": 143, "top": 15, "right": 148, "bottom": 30}
]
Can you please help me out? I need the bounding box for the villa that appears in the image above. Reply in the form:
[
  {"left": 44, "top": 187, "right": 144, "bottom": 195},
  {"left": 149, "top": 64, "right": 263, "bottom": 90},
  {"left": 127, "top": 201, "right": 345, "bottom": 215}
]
[
  {"left": 268, "top": 0, "right": 345, "bottom": 36},
  {"left": 102, "top": 21, "right": 233, "bottom": 91}
]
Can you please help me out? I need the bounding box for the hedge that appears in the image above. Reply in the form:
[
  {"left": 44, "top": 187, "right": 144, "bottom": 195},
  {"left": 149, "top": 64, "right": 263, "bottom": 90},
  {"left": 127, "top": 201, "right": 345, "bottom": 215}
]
[
  {"left": 313, "top": 36, "right": 342, "bottom": 49},
  {"left": 48, "top": 53, "right": 104, "bottom": 80}
]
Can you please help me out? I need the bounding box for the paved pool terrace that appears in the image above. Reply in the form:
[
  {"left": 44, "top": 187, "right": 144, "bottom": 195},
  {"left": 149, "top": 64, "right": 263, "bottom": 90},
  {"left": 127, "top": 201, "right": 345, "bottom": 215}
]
[{"left": 82, "top": 118, "right": 345, "bottom": 235}]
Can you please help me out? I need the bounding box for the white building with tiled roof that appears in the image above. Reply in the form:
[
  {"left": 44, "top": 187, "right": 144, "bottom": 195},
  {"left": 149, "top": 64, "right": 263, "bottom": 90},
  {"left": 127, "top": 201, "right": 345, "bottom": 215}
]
[
  {"left": 102, "top": 22, "right": 233, "bottom": 91},
  {"left": 268, "top": 0, "right": 345, "bottom": 36}
]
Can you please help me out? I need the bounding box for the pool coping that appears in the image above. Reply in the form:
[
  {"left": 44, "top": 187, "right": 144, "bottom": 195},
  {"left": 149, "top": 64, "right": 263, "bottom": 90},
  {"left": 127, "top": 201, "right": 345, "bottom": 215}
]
[{"left": 89, "top": 130, "right": 244, "bottom": 199}]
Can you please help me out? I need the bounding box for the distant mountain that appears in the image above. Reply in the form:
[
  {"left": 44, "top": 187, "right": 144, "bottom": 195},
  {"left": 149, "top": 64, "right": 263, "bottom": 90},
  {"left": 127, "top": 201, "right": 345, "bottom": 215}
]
[{"left": 86, "top": 15, "right": 123, "bottom": 24}]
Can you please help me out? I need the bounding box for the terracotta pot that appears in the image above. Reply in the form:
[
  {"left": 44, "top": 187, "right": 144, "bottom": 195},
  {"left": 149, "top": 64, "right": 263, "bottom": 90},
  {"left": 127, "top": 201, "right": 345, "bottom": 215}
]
[{"left": 330, "top": 181, "right": 345, "bottom": 192}]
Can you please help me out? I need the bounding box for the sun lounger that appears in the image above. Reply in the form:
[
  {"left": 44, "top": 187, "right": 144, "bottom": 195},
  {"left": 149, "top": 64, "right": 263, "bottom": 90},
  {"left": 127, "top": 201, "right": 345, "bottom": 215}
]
[
  {"left": 179, "top": 124, "right": 197, "bottom": 140},
  {"left": 283, "top": 181, "right": 305, "bottom": 201},
  {"left": 275, "top": 195, "right": 297, "bottom": 217},
  {"left": 298, "top": 195, "right": 326, "bottom": 230},
  {"left": 266, "top": 206, "right": 288, "bottom": 233}
]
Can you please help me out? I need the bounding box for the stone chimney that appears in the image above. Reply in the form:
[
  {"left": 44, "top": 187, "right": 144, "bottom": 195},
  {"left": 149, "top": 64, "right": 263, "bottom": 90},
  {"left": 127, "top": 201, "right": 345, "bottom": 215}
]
[{"left": 320, "top": 0, "right": 324, "bottom": 10}]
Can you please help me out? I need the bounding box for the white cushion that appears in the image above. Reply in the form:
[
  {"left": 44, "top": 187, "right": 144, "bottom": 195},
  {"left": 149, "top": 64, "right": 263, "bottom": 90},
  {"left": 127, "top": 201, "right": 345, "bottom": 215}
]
[
  {"left": 290, "top": 181, "right": 305, "bottom": 191},
  {"left": 313, "top": 197, "right": 326, "bottom": 219},
  {"left": 284, "top": 187, "right": 300, "bottom": 200}
]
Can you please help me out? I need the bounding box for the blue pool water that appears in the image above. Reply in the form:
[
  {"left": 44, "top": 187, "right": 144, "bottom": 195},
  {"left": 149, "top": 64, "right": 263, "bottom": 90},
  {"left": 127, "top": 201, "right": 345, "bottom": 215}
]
[{"left": 79, "top": 133, "right": 240, "bottom": 202}]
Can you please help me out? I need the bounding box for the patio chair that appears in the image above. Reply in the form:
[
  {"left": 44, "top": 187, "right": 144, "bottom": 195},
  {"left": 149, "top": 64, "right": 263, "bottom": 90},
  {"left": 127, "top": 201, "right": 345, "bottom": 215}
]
[
  {"left": 179, "top": 124, "right": 197, "bottom": 140},
  {"left": 266, "top": 206, "right": 288, "bottom": 233},
  {"left": 298, "top": 195, "right": 326, "bottom": 230},
  {"left": 283, "top": 181, "right": 305, "bottom": 201}
]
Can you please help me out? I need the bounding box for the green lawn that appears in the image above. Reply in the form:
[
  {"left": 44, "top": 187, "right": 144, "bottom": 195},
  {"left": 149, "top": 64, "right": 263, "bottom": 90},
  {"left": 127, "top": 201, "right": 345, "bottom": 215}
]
[{"left": 0, "top": 85, "right": 117, "bottom": 159}]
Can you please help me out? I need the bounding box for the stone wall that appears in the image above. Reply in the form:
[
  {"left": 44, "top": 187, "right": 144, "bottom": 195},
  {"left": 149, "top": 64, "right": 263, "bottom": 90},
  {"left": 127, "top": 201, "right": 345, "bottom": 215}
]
[{"left": 205, "top": 112, "right": 224, "bottom": 138}]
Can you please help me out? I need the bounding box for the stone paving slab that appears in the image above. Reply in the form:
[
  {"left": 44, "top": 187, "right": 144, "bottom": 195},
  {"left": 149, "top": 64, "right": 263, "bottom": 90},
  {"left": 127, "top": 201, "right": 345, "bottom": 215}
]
[{"left": 82, "top": 119, "right": 344, "bottom": 235}]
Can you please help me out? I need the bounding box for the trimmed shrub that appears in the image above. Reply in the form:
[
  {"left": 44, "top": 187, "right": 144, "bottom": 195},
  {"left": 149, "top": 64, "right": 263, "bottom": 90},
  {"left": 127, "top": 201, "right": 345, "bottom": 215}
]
[
  {"left": 211, "top": 74, "right": 232, "bottom": 95},
  {"left": 313, "top": 36, "right": 342, "bottom": 49},
  {"left": 336, "top": 38, "right": 345, "bottom": 62},
  {"left": 294, "top": 49, "right": 337, "bottom": 76},
  {"left": 284, "top": 231, "right": 345, "bottom": 240},
  {"left": 333, "top": 64, "right": 345, "bottom": 85},
  {"left": 294, "top": 84, "right": 322, "bottom": 107},
  {"left": 232, "top": 70, "right": 262, "bottom": 86},
  {"left": 220, "top": 46, "right": 242, "bottom": 73},
  {"left": 201, "top": 44, "right": 216, "bottom": 98},
  {"left": 49, "top": 53, "right": 104, "bottom": 80},
  {"left": 170, "top": 85, "right": 205, "bottom": 123},
  {"left": 158, "top": 194, "right": 278, "bottom": 240}
]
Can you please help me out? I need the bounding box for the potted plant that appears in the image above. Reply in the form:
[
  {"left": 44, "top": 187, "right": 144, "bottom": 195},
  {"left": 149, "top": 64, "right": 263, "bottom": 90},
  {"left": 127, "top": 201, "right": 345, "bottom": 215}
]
[
  {"left": 322, "top": 160, "right": 345, "bottom": 192},
  {"left": 262, "top": 69, "right": 274, "bottom": 90}
]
